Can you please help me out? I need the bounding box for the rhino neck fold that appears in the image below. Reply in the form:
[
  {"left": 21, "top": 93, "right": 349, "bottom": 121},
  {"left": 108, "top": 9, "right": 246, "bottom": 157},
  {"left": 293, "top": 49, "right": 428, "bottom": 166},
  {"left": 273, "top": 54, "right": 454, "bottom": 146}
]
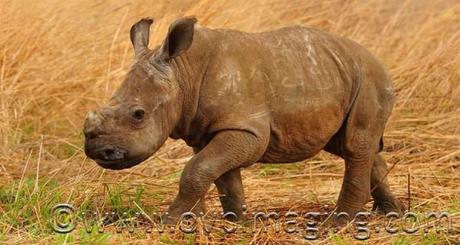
[{"left": 169, "top": 41, "right": 212, "bottom": 145}]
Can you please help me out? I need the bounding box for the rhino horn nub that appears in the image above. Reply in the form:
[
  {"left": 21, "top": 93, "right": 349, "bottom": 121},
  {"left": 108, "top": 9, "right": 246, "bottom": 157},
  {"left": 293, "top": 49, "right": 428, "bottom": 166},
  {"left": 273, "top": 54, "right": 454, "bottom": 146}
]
[
  {"left": 84, "top": 110, "right": 103, "bottom": 138},
  {"left": 130, "top": 18, "right": 154, "bottom": 57}
]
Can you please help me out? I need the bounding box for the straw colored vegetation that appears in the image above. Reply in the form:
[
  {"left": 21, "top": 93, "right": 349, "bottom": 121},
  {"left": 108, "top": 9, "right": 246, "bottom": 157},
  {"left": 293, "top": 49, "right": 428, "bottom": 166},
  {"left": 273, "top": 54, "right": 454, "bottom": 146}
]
[{"left": 0, "top": 0, "right": 459, "bottom": 244}]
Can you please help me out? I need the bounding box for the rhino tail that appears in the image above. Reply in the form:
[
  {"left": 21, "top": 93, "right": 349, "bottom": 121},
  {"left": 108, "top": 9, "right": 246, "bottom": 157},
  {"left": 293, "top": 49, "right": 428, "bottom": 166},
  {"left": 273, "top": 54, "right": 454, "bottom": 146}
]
[{"left": 379, "top": 137, "right": 384, "bottom": 152}]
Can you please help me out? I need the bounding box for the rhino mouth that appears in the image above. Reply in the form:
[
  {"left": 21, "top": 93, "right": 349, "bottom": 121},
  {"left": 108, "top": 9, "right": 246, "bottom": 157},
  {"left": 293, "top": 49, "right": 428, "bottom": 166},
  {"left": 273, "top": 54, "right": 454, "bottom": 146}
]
[{"left": 94, "top": 155, "right": 149, "bottom": 170}]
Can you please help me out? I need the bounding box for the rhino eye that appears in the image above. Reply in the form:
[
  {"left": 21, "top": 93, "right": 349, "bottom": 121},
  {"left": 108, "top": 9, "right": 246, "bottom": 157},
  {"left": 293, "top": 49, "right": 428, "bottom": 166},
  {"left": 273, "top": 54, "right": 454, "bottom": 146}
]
[{"left": 132, "top": 109, "right": 145, "bottom": 121}]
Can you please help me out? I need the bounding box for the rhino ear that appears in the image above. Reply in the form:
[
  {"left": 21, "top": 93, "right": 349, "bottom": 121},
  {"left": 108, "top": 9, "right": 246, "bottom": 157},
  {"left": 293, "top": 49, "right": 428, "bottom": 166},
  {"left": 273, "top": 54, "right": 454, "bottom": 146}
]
[
  {"left": 159, "top": 17, "right": 197, "bottom": 61},
  {"left": 130, "top": 18, "right": 154, "bottom": 57}
]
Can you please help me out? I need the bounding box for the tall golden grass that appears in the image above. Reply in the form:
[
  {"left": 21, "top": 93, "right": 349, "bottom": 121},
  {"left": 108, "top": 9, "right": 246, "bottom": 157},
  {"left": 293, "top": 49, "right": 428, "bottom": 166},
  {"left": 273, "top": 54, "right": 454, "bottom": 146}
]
[{"left": 1, "top": 0, "right": 459, "bottom": 243}]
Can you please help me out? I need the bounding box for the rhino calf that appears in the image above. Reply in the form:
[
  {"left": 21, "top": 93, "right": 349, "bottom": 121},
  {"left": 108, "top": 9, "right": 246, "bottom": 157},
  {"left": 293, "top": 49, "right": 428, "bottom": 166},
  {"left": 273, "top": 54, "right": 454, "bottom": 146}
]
[{"left": 84, "top": 17, "right": 405, "bottom": 222}]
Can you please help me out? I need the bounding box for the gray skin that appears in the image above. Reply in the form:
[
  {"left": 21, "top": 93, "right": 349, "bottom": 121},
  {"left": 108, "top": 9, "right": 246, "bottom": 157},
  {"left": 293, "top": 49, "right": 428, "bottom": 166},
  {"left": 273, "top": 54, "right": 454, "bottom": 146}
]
[{"left": 84, "top": 17, "right": 405, "bottom": 223}]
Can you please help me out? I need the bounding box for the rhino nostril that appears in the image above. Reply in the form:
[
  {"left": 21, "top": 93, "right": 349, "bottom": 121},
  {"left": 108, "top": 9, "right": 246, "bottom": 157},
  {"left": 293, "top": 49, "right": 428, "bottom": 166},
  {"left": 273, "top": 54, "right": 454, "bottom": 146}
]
[
  {"left": 104, "top": 149, "right": 115, "bottom": 158},
  {"left": 102, "top": 147, "right": 125, "bottom": 161},
  {"left": 85, "top": 131, "right": 98, "bottom": 140}
]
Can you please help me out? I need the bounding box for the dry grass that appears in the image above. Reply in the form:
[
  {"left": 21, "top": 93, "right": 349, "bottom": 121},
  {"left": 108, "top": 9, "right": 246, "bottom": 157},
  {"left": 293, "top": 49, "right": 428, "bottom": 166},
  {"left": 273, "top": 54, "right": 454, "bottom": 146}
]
[{"left": 0, "top": 0, "right": 459, "bottom": 244}]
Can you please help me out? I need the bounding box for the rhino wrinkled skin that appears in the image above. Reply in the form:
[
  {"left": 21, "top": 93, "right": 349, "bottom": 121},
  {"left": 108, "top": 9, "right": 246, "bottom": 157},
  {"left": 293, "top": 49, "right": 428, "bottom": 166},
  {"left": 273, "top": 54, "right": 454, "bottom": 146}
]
[{"left": 84, "top": 17, "right": 405, "bottom": 223}]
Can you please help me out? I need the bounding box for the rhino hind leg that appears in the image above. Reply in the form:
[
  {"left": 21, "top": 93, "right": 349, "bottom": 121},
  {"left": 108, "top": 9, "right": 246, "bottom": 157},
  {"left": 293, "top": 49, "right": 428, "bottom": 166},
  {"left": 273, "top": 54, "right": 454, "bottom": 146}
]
[
  {"left": 334, "top": 128, "right": 375, "bottom": 222},
  {"left": 326, "top": 77, "right": 398, "bottom": 223},
  {"left": 371, "top": 154, "right": 406, "bottom": 214},
  {"left": 326, "top": 139, "right": 406, "bottom": 217}
]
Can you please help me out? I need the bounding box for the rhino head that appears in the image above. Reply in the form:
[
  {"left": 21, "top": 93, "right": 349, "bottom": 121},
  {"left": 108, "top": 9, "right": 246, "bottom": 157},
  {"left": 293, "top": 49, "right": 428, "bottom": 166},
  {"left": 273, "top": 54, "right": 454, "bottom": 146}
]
[{"left": 83, "top": 17, "right": 197, "bottom": 170}]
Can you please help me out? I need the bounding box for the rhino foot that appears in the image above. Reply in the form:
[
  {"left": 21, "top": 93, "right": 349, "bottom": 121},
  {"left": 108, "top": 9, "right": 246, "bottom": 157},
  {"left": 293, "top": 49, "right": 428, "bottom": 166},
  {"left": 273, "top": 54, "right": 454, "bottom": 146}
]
[{"left": 372, "top": 197, "right": 406, "bottom": 215}]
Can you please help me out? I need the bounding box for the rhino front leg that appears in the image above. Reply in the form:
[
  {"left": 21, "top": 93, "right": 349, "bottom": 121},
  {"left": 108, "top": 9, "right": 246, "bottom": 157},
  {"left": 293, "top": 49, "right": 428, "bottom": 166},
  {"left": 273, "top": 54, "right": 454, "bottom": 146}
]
[
  {"left": 165, "top": 130, "right": 266, "bottom": 223},
  {"left": 215, "top": 168, "right": 245, "bottom": 220}
]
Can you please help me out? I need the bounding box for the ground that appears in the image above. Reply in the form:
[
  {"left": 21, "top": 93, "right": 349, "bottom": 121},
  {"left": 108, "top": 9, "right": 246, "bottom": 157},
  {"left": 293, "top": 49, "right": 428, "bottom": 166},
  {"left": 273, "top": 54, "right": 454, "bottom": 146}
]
[{"left": 0, "top": 0, "right": 459, "bottom": 244}]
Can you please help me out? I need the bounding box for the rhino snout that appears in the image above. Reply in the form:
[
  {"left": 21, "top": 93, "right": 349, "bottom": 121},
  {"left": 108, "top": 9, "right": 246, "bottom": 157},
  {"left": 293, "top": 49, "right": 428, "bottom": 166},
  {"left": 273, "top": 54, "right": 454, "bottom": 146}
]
[{"left": 83, "top": 110, "right": 127, "bottom": 161}]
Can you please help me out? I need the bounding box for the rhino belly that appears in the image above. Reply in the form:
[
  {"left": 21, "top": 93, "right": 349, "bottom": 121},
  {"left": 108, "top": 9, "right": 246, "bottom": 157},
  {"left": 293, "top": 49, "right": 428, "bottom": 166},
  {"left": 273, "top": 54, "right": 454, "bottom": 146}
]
[{"left": 258, "top": 103, "right": 344, "bottom": 163}]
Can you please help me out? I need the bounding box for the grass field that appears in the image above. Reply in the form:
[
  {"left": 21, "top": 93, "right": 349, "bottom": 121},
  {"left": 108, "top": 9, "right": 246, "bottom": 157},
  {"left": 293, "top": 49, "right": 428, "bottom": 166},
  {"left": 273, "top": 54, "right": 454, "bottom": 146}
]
[{"left": 1, "top": 0, "right": 459, "bottom": 244}]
